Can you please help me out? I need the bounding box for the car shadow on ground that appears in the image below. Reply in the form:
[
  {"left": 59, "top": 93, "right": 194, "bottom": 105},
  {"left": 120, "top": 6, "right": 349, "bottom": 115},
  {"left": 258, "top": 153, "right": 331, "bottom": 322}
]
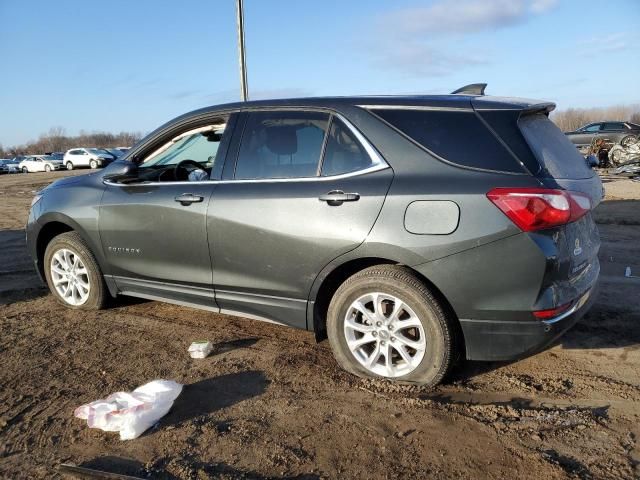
[{"left": 161, "top": 370, "right": 270, "bottom": 429}]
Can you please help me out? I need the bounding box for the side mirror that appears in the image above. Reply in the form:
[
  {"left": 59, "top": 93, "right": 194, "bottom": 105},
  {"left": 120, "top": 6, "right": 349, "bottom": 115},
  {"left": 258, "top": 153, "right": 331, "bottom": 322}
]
[
  {"left": 585, "top": 154, "right": 599, "bottom": 168},
  {"left": 102, "top": 160, "right": 139, "bottom": 184}
]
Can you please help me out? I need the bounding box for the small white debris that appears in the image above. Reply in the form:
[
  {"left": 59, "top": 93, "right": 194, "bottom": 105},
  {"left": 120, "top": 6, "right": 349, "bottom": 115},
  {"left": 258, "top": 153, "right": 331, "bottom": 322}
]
[
  {"left": 188, "top": 340, "right": 213, "bottom": 359},
  {"left": 625, "top": 266, "right": 632, "bottom": 277}
]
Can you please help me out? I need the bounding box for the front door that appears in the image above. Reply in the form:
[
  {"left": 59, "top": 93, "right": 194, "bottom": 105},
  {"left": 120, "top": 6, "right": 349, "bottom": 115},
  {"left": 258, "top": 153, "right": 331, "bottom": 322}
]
[
  {"left": 208, "top": 110, "right": 393, "bottom": 327},
  {"left": 99, "top": 115, "right": 234, "bottom": 308}
]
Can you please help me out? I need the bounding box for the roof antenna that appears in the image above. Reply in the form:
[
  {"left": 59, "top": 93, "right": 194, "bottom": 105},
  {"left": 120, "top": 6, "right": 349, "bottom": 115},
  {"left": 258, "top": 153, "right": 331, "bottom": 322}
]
[{"left": 451, "top": 83, "right": 487, "bottom": 95}]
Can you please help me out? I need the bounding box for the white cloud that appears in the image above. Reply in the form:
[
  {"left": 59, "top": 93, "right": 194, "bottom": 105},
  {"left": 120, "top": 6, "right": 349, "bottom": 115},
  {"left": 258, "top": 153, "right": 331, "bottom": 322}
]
[
  {"left": 578, "top": 32, "right": 632, "bottom": 56},
  {"left": 381, "top": 0, "right": 559, "bottom": 36},
  {"left": 369, "top": 0, "right": 559, "bottom": 77}
]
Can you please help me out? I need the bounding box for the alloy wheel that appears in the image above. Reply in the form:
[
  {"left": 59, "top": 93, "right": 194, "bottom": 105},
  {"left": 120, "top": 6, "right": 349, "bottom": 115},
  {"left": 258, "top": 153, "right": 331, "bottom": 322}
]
[
  {"left": 50, "top": 248, "right": 91, "bottom": 306},
  {"left": 344, "top": 292, "right": 426, "bottom": 378}
]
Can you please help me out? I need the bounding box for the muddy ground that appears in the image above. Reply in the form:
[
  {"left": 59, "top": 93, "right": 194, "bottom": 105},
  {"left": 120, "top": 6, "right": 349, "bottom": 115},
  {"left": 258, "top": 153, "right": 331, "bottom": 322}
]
[{"left": 0, "top": 170, "right": 639, "bottom": 479}]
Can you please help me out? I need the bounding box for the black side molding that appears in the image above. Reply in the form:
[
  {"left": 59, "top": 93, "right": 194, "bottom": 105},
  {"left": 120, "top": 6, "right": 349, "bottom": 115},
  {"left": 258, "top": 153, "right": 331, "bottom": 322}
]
[{"left": 451, "top": 83, "right": 487, "bottom": 95}]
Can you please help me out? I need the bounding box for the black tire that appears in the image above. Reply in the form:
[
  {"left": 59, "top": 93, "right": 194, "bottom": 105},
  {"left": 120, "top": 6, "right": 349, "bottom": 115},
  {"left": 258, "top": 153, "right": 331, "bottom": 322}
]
[
  {"left": 89, "top": 160, "right": 98, "bottom": 169},
  {"left": 45, "top": 164, "right": 51, "bottom": 172},
  {"left": 66, "top": 162, "right": 74, "bottom": 170},
  {"left": 326, "top": 265, "right": 456, "bottom": 387},
  {"left": 43, "top": 232, "right": 108, "bottom": 310},
  {"left": 22, "top": 166, "right": 28, "bottom": 173}
]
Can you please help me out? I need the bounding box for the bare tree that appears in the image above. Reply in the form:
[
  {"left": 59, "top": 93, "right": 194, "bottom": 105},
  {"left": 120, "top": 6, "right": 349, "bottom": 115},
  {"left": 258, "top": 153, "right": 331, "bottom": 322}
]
[{"left": 552, "top": 104, "right": 640, "bottom": 131}]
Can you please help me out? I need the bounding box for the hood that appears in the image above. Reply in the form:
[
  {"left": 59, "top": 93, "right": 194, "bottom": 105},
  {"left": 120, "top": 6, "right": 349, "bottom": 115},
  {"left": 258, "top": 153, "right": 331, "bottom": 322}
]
[{"left": 42, "top": 174, "right": 87, "bottom": 191}]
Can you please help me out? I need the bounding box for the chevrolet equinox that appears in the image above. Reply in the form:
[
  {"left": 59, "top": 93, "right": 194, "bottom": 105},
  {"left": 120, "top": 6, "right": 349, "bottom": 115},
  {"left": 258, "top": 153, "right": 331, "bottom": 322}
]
[{"left": 26, "top": 85, "right": 601, "bottom": 386}]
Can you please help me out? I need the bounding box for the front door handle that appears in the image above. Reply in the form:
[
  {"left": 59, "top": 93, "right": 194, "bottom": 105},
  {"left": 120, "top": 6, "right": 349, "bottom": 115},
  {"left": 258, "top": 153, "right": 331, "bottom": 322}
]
[
  {"left": 318, "top": 190, "right": 360, "bottom": 206},
  {"left": 175, "top": 193, "right": 204, "bottom": 206}
]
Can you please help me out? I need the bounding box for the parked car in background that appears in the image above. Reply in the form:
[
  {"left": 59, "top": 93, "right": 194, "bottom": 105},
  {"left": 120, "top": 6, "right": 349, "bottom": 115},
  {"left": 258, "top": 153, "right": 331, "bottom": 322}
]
[
  {"left": 0, "top": 159, "right": 21, "bottom": 174},
  {"left": 46, "top": 152, "right": 65, "bottom": 161},
  {"left": 565, "top": 122, "right": 640, "bottom": 149},
  {"left": 18, "top": 155, "right": 65, "bottom": 173},
  {"left": 115, "top": 147, "right": 130, "bottom": 155},
  {"left": 26, "top": 87, "right": 602, "bottom": 386},
  {"left": 63, "top": 148, "right": 115, "bottom": 170},
  {"left": 102, "top": 148, "right": 124, "bottom": 159}
]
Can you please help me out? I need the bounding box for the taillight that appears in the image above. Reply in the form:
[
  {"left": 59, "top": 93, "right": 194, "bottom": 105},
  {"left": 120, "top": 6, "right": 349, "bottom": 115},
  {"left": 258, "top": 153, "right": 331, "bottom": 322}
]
[
  {"left": 532, "top": 302, "right": 572, "bottom": 320},
  {"left": 487, "top": 188, "right": 591, "bottom": 232}
]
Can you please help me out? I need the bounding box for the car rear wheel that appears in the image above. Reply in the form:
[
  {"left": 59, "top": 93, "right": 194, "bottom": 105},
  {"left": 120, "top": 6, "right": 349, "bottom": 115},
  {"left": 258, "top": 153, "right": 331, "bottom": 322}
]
[
  {"left": 89, "top": 160, "right": 98, "bottom": 169},
  {"left": 22, "top": 166, "right": 28, "bottom": 173},
  {"left": 326, "top": 265, "right": 456, "bottom": 386},
  {"left": 44, "top": 232, "right": 108, "bottom": 310},
  {"left": 66, "top": 162, "right": 74, "bottom": 170}
]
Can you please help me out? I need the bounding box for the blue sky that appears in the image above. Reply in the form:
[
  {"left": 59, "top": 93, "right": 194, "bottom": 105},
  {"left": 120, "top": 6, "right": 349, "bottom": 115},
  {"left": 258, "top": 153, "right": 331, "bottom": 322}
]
[{"left": 1, "top": 0, "right": 638, "bottom": 146}]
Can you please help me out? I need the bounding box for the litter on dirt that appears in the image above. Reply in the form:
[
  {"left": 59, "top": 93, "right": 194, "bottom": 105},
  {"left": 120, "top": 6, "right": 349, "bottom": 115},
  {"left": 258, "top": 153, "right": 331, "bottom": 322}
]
[
  {"left": 74, "top": 379, "right": 183, "bottom": 440},
  {"left": 188, "top": 340, "right": 213, "bottom": 359}
]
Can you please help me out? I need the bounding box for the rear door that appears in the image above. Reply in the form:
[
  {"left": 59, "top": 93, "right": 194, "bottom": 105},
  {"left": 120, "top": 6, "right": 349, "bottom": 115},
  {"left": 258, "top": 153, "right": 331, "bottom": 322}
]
[{"left": 208, "top": 110, "right": 393, "bottom": 328}]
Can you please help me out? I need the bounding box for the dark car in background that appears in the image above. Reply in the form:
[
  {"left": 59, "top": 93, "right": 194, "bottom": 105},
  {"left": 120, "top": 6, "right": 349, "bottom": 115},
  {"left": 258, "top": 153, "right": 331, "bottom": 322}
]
[
  {"left": 25, "top": 87, "right": 602, "bottom": 386},
  {"left": 565, "top": 121, "right": 640, "bottom": 149}
]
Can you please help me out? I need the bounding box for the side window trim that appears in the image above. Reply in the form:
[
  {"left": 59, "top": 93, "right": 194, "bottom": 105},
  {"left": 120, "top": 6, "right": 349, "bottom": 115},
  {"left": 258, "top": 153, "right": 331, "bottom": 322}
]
[{"left": 104, "top": 111, "right": 388, "bottom": 187}]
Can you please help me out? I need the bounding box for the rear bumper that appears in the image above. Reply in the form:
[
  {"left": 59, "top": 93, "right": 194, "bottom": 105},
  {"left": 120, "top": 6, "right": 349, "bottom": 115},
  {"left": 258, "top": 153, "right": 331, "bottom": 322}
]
[{"left": 460, "top": 285, "right": 597, "bottom": 361}]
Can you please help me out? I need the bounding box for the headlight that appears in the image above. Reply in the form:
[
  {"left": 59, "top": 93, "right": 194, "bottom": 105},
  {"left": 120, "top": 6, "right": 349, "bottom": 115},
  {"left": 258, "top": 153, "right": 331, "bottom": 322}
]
[{"left": 31, "top": 193, "right": 43, "bottom": 207}]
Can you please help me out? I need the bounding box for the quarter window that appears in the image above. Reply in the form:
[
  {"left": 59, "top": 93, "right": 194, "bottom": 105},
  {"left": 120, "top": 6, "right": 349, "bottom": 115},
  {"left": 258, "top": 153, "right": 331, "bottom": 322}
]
[
  {"left": 321, "top": 118, "right": 372, "bottom": 176},
  {"left": 235, "top": 111, "right": 329, "bottom": 179}
]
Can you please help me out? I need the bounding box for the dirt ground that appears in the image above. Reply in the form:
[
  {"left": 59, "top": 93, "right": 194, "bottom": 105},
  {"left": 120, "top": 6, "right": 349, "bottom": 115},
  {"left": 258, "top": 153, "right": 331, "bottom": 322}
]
[{"left": 1, "top": 170, "right": 639, "bottom": 480}]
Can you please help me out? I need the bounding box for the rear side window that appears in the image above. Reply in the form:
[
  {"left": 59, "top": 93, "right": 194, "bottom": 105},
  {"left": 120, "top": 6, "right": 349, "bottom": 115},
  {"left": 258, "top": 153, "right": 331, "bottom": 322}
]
[
  {"left": 235, "top": 111, "right": 329, "bottom": 179},
  {"left": 321, "top": 118, "right": 372, "bottom": 176},
  {"left": 602, "top": 122, "right": 625, "bottom": 131},
  {"left": 519, "top": 114, "right": 593, "bottom": 179},
  {"left": 372, "top": 109, "right": 525, "bottom": 173}
]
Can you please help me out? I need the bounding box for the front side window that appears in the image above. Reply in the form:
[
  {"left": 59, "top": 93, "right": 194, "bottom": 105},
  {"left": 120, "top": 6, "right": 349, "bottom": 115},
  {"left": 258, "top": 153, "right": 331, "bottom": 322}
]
[
  {"left": 141, "top": 120, "right": 227, "bottom": 170},
  {"left": 235, "top": 111, "right": 329, "bottom": 179},
  {"left": 583, "top": 124, "right": 601, "bottom": 132},
  {"left": 321, "top": 118, "right": 372, "bottom": 176}
]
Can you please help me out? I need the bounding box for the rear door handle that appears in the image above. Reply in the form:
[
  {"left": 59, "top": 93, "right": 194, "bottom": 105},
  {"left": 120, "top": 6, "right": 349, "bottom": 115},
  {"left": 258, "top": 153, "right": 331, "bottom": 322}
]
[
  {"left": 318, "top": 190, "right": 360, "bottom": 206},
  {"left": 174, "top": 193, "right": 204, "bottom": 205}
]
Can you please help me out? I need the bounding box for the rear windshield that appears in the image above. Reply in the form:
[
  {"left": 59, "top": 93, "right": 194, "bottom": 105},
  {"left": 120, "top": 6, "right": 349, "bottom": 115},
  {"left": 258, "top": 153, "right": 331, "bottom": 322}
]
[
  {"left": 519, "top": 114, "right": 593, "bottom": 179},
  {"left": 372, "top": 109, "right": 525, "bottom": 173}
]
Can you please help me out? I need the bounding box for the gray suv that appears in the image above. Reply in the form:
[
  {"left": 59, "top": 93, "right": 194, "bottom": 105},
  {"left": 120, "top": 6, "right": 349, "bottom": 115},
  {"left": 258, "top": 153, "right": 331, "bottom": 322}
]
[
  {"left": 26, "top": 90, "right": 602, "bottom": 386},
  {"left": 565, "top": 121, "right": 640, "bottom": 149}
]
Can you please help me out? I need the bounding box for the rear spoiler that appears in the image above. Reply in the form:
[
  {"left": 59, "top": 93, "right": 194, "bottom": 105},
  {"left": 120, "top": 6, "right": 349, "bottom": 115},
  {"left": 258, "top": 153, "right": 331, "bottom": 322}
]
[{"left": 521, "top": 102, "right": 556, "bottom": 116}]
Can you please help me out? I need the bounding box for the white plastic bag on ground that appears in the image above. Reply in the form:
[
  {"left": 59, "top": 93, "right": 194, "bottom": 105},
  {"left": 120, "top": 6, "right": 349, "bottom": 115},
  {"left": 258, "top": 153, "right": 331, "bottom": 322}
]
[
  {"left": 188, "top": 340, "right": 213, "bottom": 359},
  {"left": 74, "top": 379, "right": 183, "bottom": 440}
]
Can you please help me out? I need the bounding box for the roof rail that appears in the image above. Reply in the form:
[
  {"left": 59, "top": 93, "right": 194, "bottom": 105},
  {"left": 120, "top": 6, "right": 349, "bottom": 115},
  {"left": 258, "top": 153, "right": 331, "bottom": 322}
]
[{"left": 451, "top": 83, "right": 487, "bottom": 95}]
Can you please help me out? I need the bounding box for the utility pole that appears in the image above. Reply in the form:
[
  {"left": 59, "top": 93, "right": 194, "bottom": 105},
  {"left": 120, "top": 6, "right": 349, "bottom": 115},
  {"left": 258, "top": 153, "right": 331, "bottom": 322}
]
[{"left": 236, "top": 0, "right": 249, "bottom": 101}]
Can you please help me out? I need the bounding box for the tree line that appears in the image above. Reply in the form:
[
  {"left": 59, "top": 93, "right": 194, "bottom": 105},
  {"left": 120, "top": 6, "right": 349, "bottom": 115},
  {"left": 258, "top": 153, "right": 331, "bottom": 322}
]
[
  {"left": 0, "top": 127, "right": 143, "bottom": 158},
  {"left": 550, "top": 104, "right": 640, "bottom": 132}
]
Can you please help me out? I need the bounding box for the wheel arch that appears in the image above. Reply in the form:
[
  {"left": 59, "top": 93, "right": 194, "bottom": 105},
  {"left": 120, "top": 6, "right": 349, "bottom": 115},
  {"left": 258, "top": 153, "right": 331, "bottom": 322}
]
[
  {"left": 35, "top": 214, "right": 107, "bottom": 278},
  {"left": 309, "top": 256, "right": 463, "bottom": 355}
]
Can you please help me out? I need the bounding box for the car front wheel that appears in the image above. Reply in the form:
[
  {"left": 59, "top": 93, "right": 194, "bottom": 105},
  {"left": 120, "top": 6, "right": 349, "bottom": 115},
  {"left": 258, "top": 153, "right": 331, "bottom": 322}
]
[
  {"left": 327, "top": 265, "right": 457, "bottom": 386},
  {"left": 44, "top": 232, "right": 108, "bottom": 310},
  {"left": 89, "top": 160, "right": 98, "bottom": 169},
  {"left": 66, "top": 162, "right": 74, "bottom": 170},
  {"left": 45, "top": 164, "right": 51, "bottom": 172}
]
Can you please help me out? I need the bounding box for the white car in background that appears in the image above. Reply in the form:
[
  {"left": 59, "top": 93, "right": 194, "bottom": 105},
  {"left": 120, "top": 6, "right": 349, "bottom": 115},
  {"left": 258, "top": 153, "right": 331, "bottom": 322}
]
[
  {"left": 18, "top": 155, "right": 65, "bottom": 173},
  {"left": 63, "top": 148, "right": 114, "bottom": 170}
]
